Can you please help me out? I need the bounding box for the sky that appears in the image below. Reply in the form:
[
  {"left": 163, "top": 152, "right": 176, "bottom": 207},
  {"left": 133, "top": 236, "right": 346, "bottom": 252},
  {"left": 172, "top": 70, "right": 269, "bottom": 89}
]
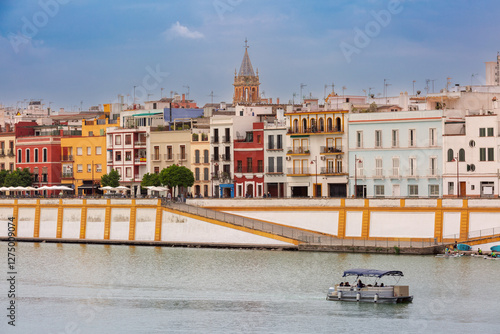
[{"left": 1, "top": 0, "right": 500, "bottom": 111}]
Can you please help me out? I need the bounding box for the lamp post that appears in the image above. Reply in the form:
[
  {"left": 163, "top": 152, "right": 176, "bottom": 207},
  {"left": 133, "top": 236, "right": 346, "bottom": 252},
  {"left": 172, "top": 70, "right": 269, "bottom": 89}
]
[
  {"left": 310, "top": 156, "right": 318, "bottom": 197},
  {"left": 354, "top": 154, "right": 357, "bottom": 198},
  {"left": 456, "top": 155, "right": 459, "bottom": 198}
]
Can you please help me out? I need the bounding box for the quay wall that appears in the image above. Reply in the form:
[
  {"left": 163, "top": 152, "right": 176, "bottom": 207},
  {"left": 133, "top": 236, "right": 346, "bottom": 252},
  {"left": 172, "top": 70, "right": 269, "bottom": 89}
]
[
  {"left": 0, "top": 199, "right": 292, "bottom": 247},
  {"left": 1, "top": 198, "right": 500, "bottom": 247},
  {"left": 189, "top": 198, "right": 500, "bottom": 242}
]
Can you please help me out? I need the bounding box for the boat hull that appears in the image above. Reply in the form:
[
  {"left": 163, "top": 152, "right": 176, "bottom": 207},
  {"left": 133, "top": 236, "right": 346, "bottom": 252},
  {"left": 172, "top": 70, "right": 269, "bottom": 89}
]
[
  {"left": 326, "top": 295, "right": 413, "bottom": 303},
  {"left": 326, "top": 286, "right": 413, "bottom": 304}
]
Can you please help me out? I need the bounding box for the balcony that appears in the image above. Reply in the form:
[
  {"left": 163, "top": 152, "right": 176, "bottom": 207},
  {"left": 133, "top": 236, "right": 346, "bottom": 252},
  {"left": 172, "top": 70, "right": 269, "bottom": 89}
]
[
  {"left": 164, "top": 153, "right": 173, "bottom": 161},
  {"left": 373, "top": 169, "right": 385, "bottom": 179},
  {"left": 265, "top": 167, "right": 284, "bottom": 175},
  {"left": 320, "top": 146, "right": 343, "bottom": 154},
  {"left": 135, "top": 157, "right": 147, "bottom": 164},
  {"left": 211, "top": 137, "right": 219, "bottom": 144},
  {"left": 286, "top": 147, "right": 310, "bottom": 155},
  {"left": 178, "top": 154, "right": 188, "bottom": 161},
  {"left": 0, "top": 149, "right": 4, "bottom": 157},
  {"left": 211, "top": 172, "right": 219, "bottom": 180},
  {"left": 287, "top": 167, "right": 311, "bottom": 176},
  {"left": 220, "top": 154, "right": 231, "bottom": 161},
  {"left": 222, "top": 135, "right": 231, "bottom": 143},
  {"left": 287, "top": 126, "right": 343, "bottom": 135},
  {"left": 235, "top": 166, "right": 263, "bottom": 174},
  {"left": 61, "top": 172, "right": 74, "bottom": 179},
  {"left": 427, "top": 169, "right": 439, "bottom": 178},
  {"left": 390, "top": 168, "right": 401, "bottom": 179},
  {"left": 211, "top": 154, "right": 219, "bottom": 162},
  {"left": 320, "top": 167, "right": 347, "bottom": 175},
  {"left": 7, "top": 150, "right": 14, "bottom": 157},
  {"left": 134, "top": 141, "right": 146, "bottom": 147},
  {"left": 62, "top": 155, "right": 74, "bottom": 162},
  {"left": 151, "top": 154, "right": 161, "bottom": 162}
]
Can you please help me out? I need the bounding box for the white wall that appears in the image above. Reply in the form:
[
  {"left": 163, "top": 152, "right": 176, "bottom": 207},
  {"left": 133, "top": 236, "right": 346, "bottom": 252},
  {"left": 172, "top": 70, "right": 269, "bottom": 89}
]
[
  {"left": 62, "top": 208, "right": 81, "bottom": 239},
  {"left": 443, "top": 212, "right": 461, "bottom": 238},
  {"left": 86, "top": 208, "right": 105, "bottom": 239},
  {"left": 345, "top": 211, "right": 363, "bottom": 237},
  {"left": 370, "top": 212, "right": 435, "bottom": 238},
  {"left": 469, "top": 213, "right": 500, "bottom": 237},
  {"left": 0, "top": 207, "right": 14, "bottom": 237},
  {"left": 17, "top": 207, "right": 35, "bottom": 237},
  {"left": 109, "top": 208, "right": 131, "bottom": 240},
  {"left": 135, "top": 208, "right": 157, "bottom": 241},
  {"left": 39, "top": 208, "right": 58, "bottom": 238}
]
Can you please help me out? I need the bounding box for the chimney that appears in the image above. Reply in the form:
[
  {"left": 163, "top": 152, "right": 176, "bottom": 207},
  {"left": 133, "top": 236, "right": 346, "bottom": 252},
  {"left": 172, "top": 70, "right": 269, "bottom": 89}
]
[
  {"left": 277, "top": 98, "right": 280, "bottom": 104},
  {"left": 269, "top": 98, "right": 272, "bottom": 104},
  {"left": 6, "top": 124, "right": 11, "bottom": 132},
  {"left": 182, "top": 93, "right": 186, "bottom": 101}
]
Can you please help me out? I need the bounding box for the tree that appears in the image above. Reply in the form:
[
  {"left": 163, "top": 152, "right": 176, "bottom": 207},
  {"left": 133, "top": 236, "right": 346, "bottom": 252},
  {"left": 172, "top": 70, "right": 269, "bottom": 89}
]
[
  {"left": 159, "top": 165, "right": 194, "bottom": 197},
  {"left": 141, "top": 173, "right": 161, "bottom": 188},
  {"left": 100, "top": 169, "right": 120, "bottom": 187},
  {"left": 3, "top": 168, "right": 33, "bottom": 187},
  {"left": 0, "top": 169, "right": 9, "bottom": 186}
]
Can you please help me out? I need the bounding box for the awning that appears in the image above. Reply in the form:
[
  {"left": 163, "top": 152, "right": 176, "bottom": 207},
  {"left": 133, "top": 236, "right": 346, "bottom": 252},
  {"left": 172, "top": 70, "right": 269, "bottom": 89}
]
[
  {"left": 342, "top": 269, "right": 404, "bottom": 278},
  {"left": 77, "top": 184, "right": 97, "bottom": 190}
]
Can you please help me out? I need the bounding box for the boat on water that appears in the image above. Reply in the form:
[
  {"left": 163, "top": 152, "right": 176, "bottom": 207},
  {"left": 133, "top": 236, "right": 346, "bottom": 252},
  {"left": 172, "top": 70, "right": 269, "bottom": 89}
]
[
  {"left": 490, "top": 245, "right": 500, "bottom": 252},
  {"left": 456, "top": 243, "right": 471, "bottom": 251},
  {"left": 436, "top": 253, "right": 463, "bottom": 258},
  {"left": 326, "top": 269, "right": 413, "bottom": 303}
]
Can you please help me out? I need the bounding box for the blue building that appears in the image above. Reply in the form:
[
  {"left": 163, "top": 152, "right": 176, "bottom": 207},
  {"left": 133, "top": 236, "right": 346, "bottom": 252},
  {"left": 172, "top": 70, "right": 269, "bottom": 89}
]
[{"left": 348, "top": 110, "right": 443, "bottom": 198}]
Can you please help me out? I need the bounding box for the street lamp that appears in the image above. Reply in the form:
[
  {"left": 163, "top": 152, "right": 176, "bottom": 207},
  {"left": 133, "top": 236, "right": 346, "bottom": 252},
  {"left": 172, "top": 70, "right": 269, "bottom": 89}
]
[
  {"left": 453, "top": 154, "right": 460, "bottom": 198},
  {"left": 354, "top": 155, "right": 362, "bottom": 198},
  {"left": 310, "top": 156, "right": 318, "bottom": 197}
]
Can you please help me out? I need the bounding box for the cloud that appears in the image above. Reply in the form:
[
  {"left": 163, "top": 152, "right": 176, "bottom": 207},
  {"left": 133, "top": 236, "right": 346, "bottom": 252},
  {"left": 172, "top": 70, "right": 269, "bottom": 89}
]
[{"left": 163, "top": 21, "right": 204, "bottom": 40}]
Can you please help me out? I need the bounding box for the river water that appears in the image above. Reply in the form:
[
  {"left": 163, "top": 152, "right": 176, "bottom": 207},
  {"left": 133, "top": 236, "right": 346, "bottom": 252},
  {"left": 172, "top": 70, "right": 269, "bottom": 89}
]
[{"left": 1, "top": 242, "right": 499, "bottom": 333}]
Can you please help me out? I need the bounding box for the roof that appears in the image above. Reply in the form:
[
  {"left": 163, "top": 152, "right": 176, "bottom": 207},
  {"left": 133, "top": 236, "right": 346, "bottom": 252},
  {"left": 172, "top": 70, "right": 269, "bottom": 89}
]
[
  {"left": 342, "top": 269, "right": 404, "bottom": 278},
  {"left": 132, "top": 112, "right": 163, "bottom": 117},
  {"left": 238, "top": 48, "right": 255, "bottom": 77}
]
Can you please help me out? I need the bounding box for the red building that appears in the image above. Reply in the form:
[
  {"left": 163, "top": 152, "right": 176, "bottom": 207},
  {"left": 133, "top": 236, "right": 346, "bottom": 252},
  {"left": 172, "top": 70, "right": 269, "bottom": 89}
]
[
  {"left": 15, "top": 122, "right": 62, "bottom": 195},
  {"left": 233, "top": 122, "right": 265, "bottom": 197}
]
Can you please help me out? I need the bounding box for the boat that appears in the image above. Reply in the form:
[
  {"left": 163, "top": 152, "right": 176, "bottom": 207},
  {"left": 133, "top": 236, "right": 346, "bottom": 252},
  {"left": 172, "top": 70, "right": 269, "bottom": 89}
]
[
  {"left": 436, "top": 253, "right": 462, "bottom": 258},
  {"left": 456, "top": 244, "right": 471, "bottom": 251},
  {"left": 490, "top": 245, "right": 500, "bottom": 252},
  {"left": 326, "top": 269, "right": 413, "bottom": 303}
]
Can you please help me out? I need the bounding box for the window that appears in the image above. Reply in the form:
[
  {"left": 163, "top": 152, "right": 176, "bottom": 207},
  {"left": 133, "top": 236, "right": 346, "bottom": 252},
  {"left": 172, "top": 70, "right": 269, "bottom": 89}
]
[
  {"left": 17, "top": 149, "right": 21, "bottom": 163},
  {"left": 392, "top": 130, "right": 399, "bottom": 147},
  {"left": 268, "top": 157, "right": 274, "bottom": 173},
  {"left": 487, "top": 128, "right": 494, "bottom": 137},
  {"left": 154, "top": 146, "right": 160, "bottom": 161},
  {"left": 247, "top": 157, "right": 253, "bottom": 173},
  {"left": 488, "top": 147, "right": 494, "bottom": 161},
  {"left": 237, "top": 160, "right": 243, "bottom": 173},
  {"left": 459, "top": 149, "right": 465, "bottom": 162},
  {"left": 26, "top": 149, "right": 30, "bottom": 163},
  {"left": 195, "top": 168, "right": 200, "bottom": 181},
  {"left": 480, "top": 148, "right": 486, "bottom": 161},
  {"left": 429, "top": 185, "right": 439, "bottom": 197},
  {"left": 447, "top": 149, "right": 454, "bottom": 162},
  {"left": 257, "top": 160, "right": 263, "bottom": 173},
  {"left": 87, "top": 164, "right": 92, "bottom": 172},
  {"left": 408, "top": 185, "right": 418, "bottom": 196},
  {"left": 277, "top": 157, "right": 283, "bottom": 173},
  {"left": 409, "top": 129, "right": 415, "bottom": 147},
  {"left": 204, "top": 168, "right": 209, "bottom": 180},
  {"left": 77, "top": 164, "right": 83, "bottom": 173},
  {"left": 96, "top": 164, "right": 102, "bottom": 173},
  {"left": 409, "top": 157, "right": 416, "bottom": 176},
  {"left": 9, "top": 163, "right": 14, "bottom": 171},
  {"left": 96, "top": 146, "right": 102, "bottom": 155},
  {"left": 429, "top": 128, "right": 437, "bottom": 146},
  {"left": 167, "top": 146, "right": 173, "bottom": 160},
  {"left": 430, "top": 157, "right": 437, "bottom": 176},
  {"left": 392, "top": 157, "right": 400, "bottom": 177},
  {"left": 268, "top": 135, "right": 274, "bottom": 149},
  {"left": 357, "top": 159, "right": 364, "bottom": 177},
  {"left": 374, "top": 185, "right": 385, "bottom": 197},
  {"left": 115, "top": 151, "right": 122, "bottom": 161},
  {"left": 356, "top": 131, "right": 363, "bottom": 148},
  {"left": 277, "top": 135, "right": 283, "bottom": 149},
  {"left": 116, "top": 168, "right": 122, "bottom": 177},
  {"left": 448, "top": 182, "right": 454, "bottom": 195},
  {"left": 77, "top": 147, "right": 83, "bottom": 156},
  {"left": 195, "top": 150, "right": 200, "bottom": 163},
  {"left": 375, "top": 158, "right": 383, "bottom": 177},
  {"left": 479, "top": 128, "right": 486, "bottom": 137},
  {"left": 125, "top": 135, "right": 132, "bottom": 145},
  {"left": 87, "top": 147, "right": 91, "bottom": 155},
  {"left": 154, "top": 166, "right": 160, "bottom": 174},
  {"left": 43, "top": 148, "right": 48, "bottom": 162},
  {"left": 375, "top": 130, "right": 382, "bottom": 148},
  {"left": 34, "top": 149, "right": 39, "bottom": 162},
  {"left": 125, "top": 151, "right": 132, "bottom": 161},
  {"left": 180, "top": 145, "right": 186, "bottom": 160},
  {"left": 125, "top": 167, "right": 132, "bottom": 178},
  {"left": 115, "top": 135, "right": 121, "bottom": 145},
  {"left": 204, "top": 150, "right": 209, "bottom": 163}
]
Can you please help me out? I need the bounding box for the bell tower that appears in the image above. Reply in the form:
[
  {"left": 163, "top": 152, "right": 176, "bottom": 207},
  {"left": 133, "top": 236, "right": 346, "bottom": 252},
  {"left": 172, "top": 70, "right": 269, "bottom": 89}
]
[{"left": 233, "top": 39, "right": 261, "bottom": 104}]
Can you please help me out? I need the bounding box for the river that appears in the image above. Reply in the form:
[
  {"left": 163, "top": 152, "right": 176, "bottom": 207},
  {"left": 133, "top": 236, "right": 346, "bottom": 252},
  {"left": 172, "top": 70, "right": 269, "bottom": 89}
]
[{"left": 1, "top": 242, "right": 499, "bottom": 333}]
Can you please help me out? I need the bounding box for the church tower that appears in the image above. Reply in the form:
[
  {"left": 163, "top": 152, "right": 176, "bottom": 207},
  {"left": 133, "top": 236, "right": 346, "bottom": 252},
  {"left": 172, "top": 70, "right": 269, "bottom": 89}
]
[{"left": 233, "top": 39, "right": 261, "bottom": 104}]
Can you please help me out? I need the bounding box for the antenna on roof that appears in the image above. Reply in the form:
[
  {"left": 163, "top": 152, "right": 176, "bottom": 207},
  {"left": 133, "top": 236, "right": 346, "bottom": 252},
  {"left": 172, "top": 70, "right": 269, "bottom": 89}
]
[
  {"left": 208, "top": 91, "right": 218, "bottom": 104},
  {"left": 300, "top": 83, "right": 307, "bottom": 102},
  {"left": 183, "top": 85, "right": 190, "bottom": 99}
]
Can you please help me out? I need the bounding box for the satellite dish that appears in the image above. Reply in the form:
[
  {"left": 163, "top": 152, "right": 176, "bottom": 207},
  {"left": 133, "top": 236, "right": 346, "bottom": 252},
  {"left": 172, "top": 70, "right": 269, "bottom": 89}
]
[{"left": 417, "top": 90, "right": 421, "bottom": 95}]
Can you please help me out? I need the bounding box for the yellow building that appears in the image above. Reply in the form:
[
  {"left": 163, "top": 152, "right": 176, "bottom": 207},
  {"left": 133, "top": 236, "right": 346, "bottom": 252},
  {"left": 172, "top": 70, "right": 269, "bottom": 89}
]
[
  {"left": 0, "top": 126, "right": 15, "bottom": 172},
  {"left": 61, "top": 118, "right": 119, "bottom": 195}
]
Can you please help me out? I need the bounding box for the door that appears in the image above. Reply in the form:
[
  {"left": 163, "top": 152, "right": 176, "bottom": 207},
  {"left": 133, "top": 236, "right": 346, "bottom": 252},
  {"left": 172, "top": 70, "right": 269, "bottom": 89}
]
[
  {"left": 459, "top": 182, "right": 466, "bottom": 197},
  {"left": 392, "top": 184, "right": 400, "bottom": 197}
]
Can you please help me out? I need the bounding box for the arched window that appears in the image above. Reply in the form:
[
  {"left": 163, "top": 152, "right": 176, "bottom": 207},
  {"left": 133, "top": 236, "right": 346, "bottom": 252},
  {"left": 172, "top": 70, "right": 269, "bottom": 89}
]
[
  {"left": 459, "top": 149, "right": 465, "bottom": 162},
  {"left": 310, "top": 118, "right": 316, "bottom": 132},
  {"left": 195, "top": 150, "right": 200, "bottom": 164},
  {"left": 302, "top": 119, "right": 307, "bottom": 133},
  {"left": 43, "top": 148, "right": 48, "bottom": 162},
  {"left": 26, "top": 149, "right": 30, "bottom": 163},
  {"left": 293, "top": 119, "right": 299, "bottom": 133},
  {"left": 447, "top": 149, "right": 454, "bottom": 162},
  {"left": 204, "top": 150, "right": 209, "bottom": 163},
  {"left": 319, "top": 118, "right": 324, "bottom": 132},
  {"left": 335, "top": 117, "right": 342, "bottom": 131},
  {"left": 327, "top": 118, "right": 333, "bottom": 132}
]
